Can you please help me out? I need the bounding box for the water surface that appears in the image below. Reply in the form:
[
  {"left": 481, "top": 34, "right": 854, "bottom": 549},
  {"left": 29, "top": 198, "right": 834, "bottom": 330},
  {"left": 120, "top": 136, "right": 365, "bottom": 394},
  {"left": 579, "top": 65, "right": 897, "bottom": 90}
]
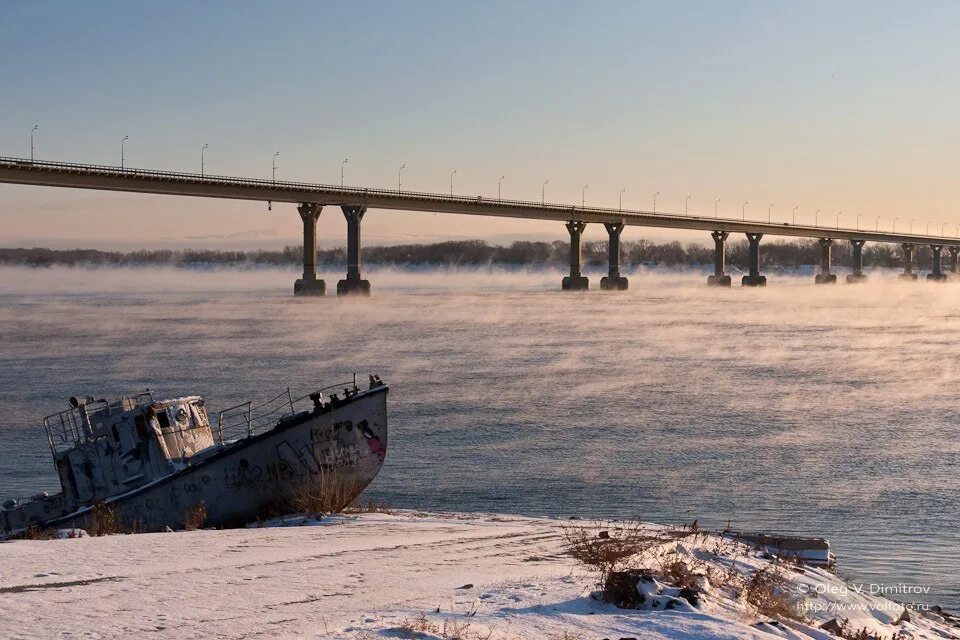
[{"left": 0, "top": 266, "right": 957, "bottom": 609}]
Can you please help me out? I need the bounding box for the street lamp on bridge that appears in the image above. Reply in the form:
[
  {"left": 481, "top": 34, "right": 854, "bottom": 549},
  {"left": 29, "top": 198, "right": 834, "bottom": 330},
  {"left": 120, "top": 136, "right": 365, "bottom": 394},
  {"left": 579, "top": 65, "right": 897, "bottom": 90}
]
[
  {"left": 893, "top": 217, "right": 898, "bottom": 232},
  {"left": 398, "top": 164, "right": 406, "bottom": 192},
  {"left": 272, "top": 151, "right": 279, "bottom": 182},
  {"left": 449, "top": 169, "right": 457, "bottom": 196},
  {"left": 201, "top": 144, "right": 208, "bottom": 177},
  {"left": 814, "top": 209, "right": 820, "bottom": 226},
  {"left": 30, "top": 125, "right": 38, "bottom": 162},
  {"left": 541, "top": 180, "right": 549, "bottom": 205},
  {"left": 715, "top": 197, "right": 721, "bottom": 219},
  {"left": 742, "top": 201, "right": 748, "bottom": 220},
  {"left": 499, "top": 175, "right": 505, "bottom": 201},
  {"left": 653, "top": 191, "right": 660, "bottom": 213},
  {"left": 856, "top": 212, "right": 862, "bottom": 230},
  {"left": 341, "top": 158, "right": 349, "bottom": 187},
  {"left": 876, "top": 216, "right": 880, "bottom": 232},
  {"left": 768, "top": 203, "right": 774, "bottom": 223},
  {"left": 581, "top": 184, "right": 589, "bottom": 207},
  {"left": 121, "top": 136, "right": 129, "bottom": 169},
  {"left": 619, "top": 188, "right": 626, "bottom": 213},
  {"left": 792, "top": 206, "right": 798, "bottom": 225},
  {"left": 685, "top": 194, "right": 692, "bottom": 216},
  {"left": 910, "top": 218, "right": 915, "bottom": 233},
  {"left": 836, "top": 211, "right": 842, "bottom": 229}
]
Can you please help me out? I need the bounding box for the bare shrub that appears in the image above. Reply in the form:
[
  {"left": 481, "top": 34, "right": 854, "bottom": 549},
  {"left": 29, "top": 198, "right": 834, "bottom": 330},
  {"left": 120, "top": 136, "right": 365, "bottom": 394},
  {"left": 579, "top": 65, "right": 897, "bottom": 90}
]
[
  {"left": 563, "top": 522, "right": 667, "bottom": 586},
  {"left": 184, "top": 502, "right": 208, "bottom": 531},
  {"left": 280, "top": 471, "right": 365, "bottom": 517},
  {"left": 742, "top": 565, "right": 805, "bottom": 622}
]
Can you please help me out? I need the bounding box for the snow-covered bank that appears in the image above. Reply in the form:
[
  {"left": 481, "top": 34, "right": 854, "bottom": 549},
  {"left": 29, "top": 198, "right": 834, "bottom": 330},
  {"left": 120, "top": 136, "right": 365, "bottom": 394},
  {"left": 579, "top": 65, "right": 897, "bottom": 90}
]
[{"left": 0, "top": 512, "right": 956, "bottom": 640}]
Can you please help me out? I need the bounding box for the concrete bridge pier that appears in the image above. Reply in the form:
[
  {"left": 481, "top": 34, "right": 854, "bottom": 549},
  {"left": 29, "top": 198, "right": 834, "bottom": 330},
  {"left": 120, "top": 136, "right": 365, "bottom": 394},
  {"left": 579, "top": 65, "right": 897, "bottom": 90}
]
[
  {"left": 742, "top": 232, "right": 767, "bottom": 287},
  {"left": 707, "top": 230, "right": 732, "bottom": 286},
  {"left": 337, "top": 205, "right": 372, "bottom": 295},
  {"left": 562, "top": 221, "right": 589, "bottom": 290},
  {"left": 294, "top": 202, "right": 326, "bottom": 296},
  {"left": 600, "top": 222, "right": 628, "bottom": 290},
  {"left": 815, "top": 238, "right": 837, "bottom": 284},
  {"left": 899, "top": 243, "right": 918, "bottom": 281},
  {"left": 949, "top": 246, "right": 959, "bottom": 274},
  {"left": 927, "top": 245, "right": 947, "bottom": 281},
  {"left": 846, "top": 240, "right": 867, "bottom": 283}
]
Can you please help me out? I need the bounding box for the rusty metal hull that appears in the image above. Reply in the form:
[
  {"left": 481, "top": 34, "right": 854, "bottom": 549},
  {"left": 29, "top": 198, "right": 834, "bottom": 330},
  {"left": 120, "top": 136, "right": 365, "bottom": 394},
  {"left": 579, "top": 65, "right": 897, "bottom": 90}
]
[{"left": 17, "top": 386, "right": 388, "bottom": 534}]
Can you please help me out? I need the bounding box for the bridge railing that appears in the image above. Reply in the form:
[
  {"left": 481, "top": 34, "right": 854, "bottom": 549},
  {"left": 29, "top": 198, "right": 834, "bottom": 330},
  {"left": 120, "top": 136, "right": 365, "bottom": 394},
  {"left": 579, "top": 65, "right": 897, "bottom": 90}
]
[
  {"left": 0, "top": 155, "right": 714, "bottom": 223},
  {"left": 2, "top": 155, "right": 957, "bottom": 240}
]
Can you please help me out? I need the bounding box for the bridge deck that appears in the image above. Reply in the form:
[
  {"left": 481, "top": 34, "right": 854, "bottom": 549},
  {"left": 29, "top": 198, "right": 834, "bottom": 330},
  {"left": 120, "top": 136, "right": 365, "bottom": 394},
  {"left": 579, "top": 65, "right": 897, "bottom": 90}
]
[{"left": 1, "top": 157, "right": 955, "bottom": 246}]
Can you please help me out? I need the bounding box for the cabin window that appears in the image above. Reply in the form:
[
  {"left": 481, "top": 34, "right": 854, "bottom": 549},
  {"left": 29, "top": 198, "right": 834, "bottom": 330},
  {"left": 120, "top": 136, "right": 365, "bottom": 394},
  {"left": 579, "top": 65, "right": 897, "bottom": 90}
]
[
  {"left": 156, "top": 410, "right": 170, "bottom": 429},
  {"left": 134, "top": 414, "right": 149, "bottom": 440}
]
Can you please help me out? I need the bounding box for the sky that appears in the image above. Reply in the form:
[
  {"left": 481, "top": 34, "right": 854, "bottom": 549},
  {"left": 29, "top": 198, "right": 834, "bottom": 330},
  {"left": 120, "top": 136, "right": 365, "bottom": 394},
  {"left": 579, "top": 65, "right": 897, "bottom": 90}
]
[{"left": 2, "top": 1, "right": 960, "bottom": 249}]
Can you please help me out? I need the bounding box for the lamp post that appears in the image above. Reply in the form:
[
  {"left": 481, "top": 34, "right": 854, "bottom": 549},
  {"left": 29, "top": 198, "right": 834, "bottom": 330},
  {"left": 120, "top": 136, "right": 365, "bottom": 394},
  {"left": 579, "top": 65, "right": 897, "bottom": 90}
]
[
  {"left": 498, "top": 175, "right": 505, "bottom": 201},
  {"left": 683, "top": 194, "right": 692, "bottom": 216},
  {"left": 449, "top": 169, "right": 457, "bottom": 196},
  {"left": 201, "top": 144, "right": 208, "bottom": 176},
  {"left": 341, "top": 158, "right": 348, "bottom": 187},
  {"left": 581, "top": 184, "right": 589, "bottom": 207},
  {"left": 653, "top": 191, "right": 660, "bottom": 213},
  {"left": 742, "top": 201, "right": 748, "bottom": 220},
  {"left": 893, "top": 217, "right": 898, "bottom": 232},
  {"left": 815, "top": 208, "right": 821, "bottom": 226},
  {"left": 272, "top": 151, "right": 279, "bottom": 182},
  {"left": 856, "top": 212, "right": 862, "bottom": 230},
  {"left": 876, "top": 216, "right": 880, "bottom": 232},
  {"left": 121, "top": 136, "right": 129, "bottom": 169},
  {"left": 398, "top": 164, "right": 406, "bottom": 192},
  {"left": 942, "top": 222, "right": 946, "bottom": 236},
  {"left": 541, "top": 180, "right": 549, "bottom": 205},
  {"left": 836, "top": 211, "right": 842, "bottom": 229},
  {"left": 768, "top": 203, "right": 774, "bottom": 223},
  {"left": 30, "top": 125, "right": 38, "bottom": 162},
  {"left": 927, "top": 221, "right": 931, "bottom": 235},
  {"left": 619, "top": 188, "right": 626, "bottom": 213},
  {"left": 792, "top": 206, "right": 798, "bottom": 225},
  {"left": 715, "top": 197, "right": 721, "bottom": 219},
  {"left": 910, "top": 218, "right": 915, "bottom": 233}
]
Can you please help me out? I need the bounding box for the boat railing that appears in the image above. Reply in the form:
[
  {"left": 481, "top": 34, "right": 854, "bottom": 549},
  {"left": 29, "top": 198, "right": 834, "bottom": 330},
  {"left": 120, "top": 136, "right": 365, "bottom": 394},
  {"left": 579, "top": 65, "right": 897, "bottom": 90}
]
[
  {"left": 42, "top": 391, "right": 155, "bottom": 456},
  {"left": 215, "top": 375, "right": 361, "bottom": 444}
]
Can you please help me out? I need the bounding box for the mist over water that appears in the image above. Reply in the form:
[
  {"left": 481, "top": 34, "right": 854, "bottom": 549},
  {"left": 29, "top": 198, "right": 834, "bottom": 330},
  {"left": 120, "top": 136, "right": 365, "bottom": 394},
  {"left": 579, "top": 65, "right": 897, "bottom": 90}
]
[{"left": 0, "top": 265, "right": 957, "bottom": 609}]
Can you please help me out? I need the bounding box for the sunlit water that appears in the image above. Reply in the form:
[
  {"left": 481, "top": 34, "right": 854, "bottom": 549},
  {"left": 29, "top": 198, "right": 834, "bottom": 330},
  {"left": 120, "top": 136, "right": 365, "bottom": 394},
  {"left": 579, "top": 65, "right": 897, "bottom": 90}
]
[{"left": 0, "top": 265, "right": 957, "bottom": 610}]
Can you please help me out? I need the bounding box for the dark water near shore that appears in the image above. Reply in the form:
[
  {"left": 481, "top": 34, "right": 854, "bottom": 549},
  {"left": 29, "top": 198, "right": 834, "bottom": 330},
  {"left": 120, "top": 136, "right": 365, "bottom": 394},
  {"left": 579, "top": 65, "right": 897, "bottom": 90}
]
[{"left": 0, "top": 266, "right": 957, "bottom": 609}]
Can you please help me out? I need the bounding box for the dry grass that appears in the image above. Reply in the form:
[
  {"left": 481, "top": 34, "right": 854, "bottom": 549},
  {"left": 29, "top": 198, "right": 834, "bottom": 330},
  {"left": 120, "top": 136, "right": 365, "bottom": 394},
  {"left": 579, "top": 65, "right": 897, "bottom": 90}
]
[
  {"left": 280, "top": 471, "right": 365, "bottom": 516},
  {"left": 396, "top": 613, "right": 474, "bottom": 639},
  {"left": 183, "top": 502, "right": 208, "bottom": 531},
  {"left": 21, "top": 525, "right": 57, "bottom": 540}
]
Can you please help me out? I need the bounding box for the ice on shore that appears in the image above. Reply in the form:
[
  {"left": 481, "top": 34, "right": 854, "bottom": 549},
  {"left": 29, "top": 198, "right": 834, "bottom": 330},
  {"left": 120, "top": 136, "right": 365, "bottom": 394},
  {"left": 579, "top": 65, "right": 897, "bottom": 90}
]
[{"left": 0, "top": 511, "right": 956, "bottom": 640}]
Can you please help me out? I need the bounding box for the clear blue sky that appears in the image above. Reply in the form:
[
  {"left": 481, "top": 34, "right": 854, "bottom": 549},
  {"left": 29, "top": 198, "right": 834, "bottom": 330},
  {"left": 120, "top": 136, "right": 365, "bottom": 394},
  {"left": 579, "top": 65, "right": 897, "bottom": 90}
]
[{"left": 2, "top": 1, "right": 960, "bottom": 248}]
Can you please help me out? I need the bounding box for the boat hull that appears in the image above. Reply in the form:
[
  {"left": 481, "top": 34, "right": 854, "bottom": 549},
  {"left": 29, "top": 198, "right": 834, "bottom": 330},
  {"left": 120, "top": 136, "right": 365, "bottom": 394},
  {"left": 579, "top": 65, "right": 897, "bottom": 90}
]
[{"left": 11, "top": 385, "right": 388, "bottom": 534}]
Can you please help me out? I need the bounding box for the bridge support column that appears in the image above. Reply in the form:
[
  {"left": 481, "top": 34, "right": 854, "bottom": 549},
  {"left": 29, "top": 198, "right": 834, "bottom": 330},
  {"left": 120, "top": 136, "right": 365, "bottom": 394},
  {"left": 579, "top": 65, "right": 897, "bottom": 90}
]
[
  {"left": 815, "top": 238, "right": 837, "bottom": 284},
  {"left": 294, "top": 203, "right": 326, "bottom": 296},
  {"left": 742, "top": 232, "right": 767, "bottom": 287},
  {"left": 337, "top": 205, "right": 371, "bottom": 295},
  {"left": 927, "top": 245, "right": 947, "bottom": 281},
  {"left": 707, "top": 231, "right": 732, "bottom": 286},
  {"left": 949, "top": 247, "right": 959, "bottom": 274},
  {"left": 846, "top": 240, "right": 867, "bottom": 283},
  {"left": 562, "top": 221, "right": 589, "bottom": 290},
  {"left": 600, "top": 222, "right": 628, "bottom": 290},
  {"left": 899, "top": 243, "right": 918, "bottom": 281}
]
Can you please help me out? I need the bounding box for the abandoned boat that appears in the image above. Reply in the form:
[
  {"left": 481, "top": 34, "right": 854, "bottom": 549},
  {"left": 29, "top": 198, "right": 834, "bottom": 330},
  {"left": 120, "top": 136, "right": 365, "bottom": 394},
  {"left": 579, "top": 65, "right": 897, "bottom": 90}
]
[{"left": 1, "top": 375, "right": 388, "bottom": 536}]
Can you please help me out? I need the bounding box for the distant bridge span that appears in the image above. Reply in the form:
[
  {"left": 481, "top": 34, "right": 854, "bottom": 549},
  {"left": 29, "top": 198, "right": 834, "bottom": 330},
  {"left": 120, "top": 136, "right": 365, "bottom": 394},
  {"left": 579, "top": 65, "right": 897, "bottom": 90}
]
[{"left": 1, "top": 156, "right": 956, "bottom": 292}]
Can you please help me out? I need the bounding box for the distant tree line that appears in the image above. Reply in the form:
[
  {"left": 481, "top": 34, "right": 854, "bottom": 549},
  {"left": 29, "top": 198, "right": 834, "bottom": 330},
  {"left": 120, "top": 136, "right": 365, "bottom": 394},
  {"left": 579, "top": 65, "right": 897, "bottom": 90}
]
[{"left": 0, "top": 238, "right": 937, "bottom": 269}]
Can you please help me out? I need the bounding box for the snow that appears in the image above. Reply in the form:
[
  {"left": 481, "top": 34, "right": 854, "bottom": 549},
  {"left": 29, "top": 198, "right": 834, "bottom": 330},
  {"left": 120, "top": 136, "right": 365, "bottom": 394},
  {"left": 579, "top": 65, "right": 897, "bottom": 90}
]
[{"left": 0, "top": 511, "right": 956, "bottom": 640}]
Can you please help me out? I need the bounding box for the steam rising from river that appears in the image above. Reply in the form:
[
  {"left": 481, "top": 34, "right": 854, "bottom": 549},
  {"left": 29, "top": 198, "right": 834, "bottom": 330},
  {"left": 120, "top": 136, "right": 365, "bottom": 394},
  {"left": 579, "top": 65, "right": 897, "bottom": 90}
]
[{"left": 0, "top": 265, "right": 957, "bottom": 608}]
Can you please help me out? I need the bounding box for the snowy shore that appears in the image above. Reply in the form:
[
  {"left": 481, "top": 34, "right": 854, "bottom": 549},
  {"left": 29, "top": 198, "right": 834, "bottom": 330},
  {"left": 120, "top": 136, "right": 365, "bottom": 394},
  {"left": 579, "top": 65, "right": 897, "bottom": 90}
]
[{"left": 0, "top": 511, "right": 956, "bottom": 640}]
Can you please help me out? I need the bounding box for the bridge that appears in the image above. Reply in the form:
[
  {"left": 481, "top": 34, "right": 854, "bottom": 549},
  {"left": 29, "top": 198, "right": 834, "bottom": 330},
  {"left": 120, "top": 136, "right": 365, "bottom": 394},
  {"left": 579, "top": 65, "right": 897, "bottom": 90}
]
[{"left": 1, "top": 156, "right": 957, "bottom": 294}]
